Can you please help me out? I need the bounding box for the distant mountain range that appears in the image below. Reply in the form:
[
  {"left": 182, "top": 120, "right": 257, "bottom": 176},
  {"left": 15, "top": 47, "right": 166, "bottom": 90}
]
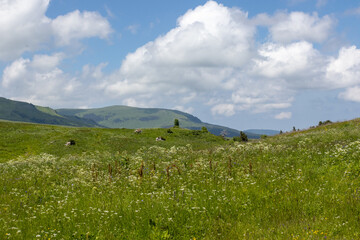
[
  {"left": 244, "top": 129, "right": 280, "bottom": 136},
  {"left": 0, "top": 97, "right": 99, "bottom": 127},
  {"left": 0, "top": 97, "right": 279, "bottom": 138},
  {"left": 56, "top": 106, "right": 243, "bottom": 137}
]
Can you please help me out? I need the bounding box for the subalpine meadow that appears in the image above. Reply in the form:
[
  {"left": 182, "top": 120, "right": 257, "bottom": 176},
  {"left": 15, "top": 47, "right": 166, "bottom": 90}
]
[{"left": 1, "top": 119, "right": 360, "bottom": 239}]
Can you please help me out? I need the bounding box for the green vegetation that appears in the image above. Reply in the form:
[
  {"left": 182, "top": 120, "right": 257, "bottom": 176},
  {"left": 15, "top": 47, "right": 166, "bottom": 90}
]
[
  {"left": 0, "top": 97, "right": 98, "bottom": 127},
  {"left": 57, "top": 105, "right": 240, "bottom": 137},
  {"left": 174, "top": 118, "right": 180, "bottom": 128},
  {"left": 0, "top": 121, "right": 223, "bottom": 163},
  {"left": 0, "top": 97, "right": 242, "bottom": 137},
  {"left": 1, "top": 119, "right": 360, "bottom": 239}
]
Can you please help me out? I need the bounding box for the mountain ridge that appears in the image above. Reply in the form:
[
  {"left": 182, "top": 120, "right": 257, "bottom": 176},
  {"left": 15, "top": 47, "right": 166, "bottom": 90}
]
[
  {"left": 0, "top": 97, "right": 277, "bottom": 138},
  {"left": 56, "top": 105, "right": 244, "bottom": 137}
]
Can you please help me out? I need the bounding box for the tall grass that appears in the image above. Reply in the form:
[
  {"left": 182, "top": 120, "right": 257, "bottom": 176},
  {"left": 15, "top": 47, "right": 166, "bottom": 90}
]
[{"left": 1, "top": 119, "right": 360, "bottom": 239}]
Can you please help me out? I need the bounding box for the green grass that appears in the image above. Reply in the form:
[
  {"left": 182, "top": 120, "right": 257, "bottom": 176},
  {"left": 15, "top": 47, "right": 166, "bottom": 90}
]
[
  {"left": 56, "top": 105, "right": 241, "bottom": 137},
  {"left": 1, "top": 119, "right": 360, "bottom": 239},
  {"left": 0, "top": 121, "right": 225, "bottom": 163}
]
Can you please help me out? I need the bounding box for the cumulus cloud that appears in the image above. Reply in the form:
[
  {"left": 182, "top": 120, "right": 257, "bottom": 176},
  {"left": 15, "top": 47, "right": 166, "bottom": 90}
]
[
  {"left": 101, "top": 1, "right": 256, "bottom": 114},
  {"left": 0, "top": 54, "right": 114, "bottom": 108},
  {"left": 0, "top": 0, "right": 112, "bottom": 61},
  {"left": 254, "top": 11, "right": 334, "bottom": 43},
  {"left": 275, "top": 112, "right": 292, "bottom": 119},
  {"left": 326, "top": 46, "right": 360, "bottom": 89},
  {"left": 97, "top": 1, "right": 344, "bottom": 116},
  {"left": 339, "top": 86, "right": 360, "bottom": 102},
  {"left": 211, "top": 104, "right": 235, "bottom": 116},
  {"left": 2, "top": 0, "right": 359, "bottom": 120},
  {"left": 252, "top": 41, "right": 328, "bottom": 89},
  {"left": 0, "top": 0, "right": 51, "bottom": 61},
  {"left": 1, "top": 54, "right": 80, "bottom": 106},
  {"left": 52, "top": 10, "right": 112, "bottom": 46}
]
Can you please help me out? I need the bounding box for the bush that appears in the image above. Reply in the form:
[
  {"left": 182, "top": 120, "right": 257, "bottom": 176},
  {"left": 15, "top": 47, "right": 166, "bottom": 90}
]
[
  {"left": 319, "top": 120, "right": 332, "bottom": 126},
  {"left": 174, "top": 119, "right": 179, "bottom": 128},
  {"left": 240, "top": 131, "right": 248, "bottom": 142},
  {"left": 201, "top": 126, "right": 208, "bottom": 133},
  {"left": 234, "top": 132, "right": 248, "bottom": 142}
]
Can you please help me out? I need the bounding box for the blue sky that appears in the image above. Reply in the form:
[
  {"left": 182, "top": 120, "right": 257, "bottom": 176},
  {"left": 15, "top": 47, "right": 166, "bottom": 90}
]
[{"left": 1, "top": 0, "right": 360, "bottom": 131}]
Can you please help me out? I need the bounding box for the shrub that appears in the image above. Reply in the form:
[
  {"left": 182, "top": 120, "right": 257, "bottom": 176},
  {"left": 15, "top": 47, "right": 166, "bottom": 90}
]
[
  {"left": 201, "top": 126, "right": 208, "bottom": 133},
  {"left": 319, "top": 120, "right": 332, "bottom": 126},
  {"left": 174, "top": 119, "right": 179, "bottom": 128},
  {"left": 240, "top": 131, "right": 248, "bottom": 142}
]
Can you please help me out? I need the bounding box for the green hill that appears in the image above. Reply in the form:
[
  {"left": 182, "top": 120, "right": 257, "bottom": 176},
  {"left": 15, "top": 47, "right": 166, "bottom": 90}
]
[
  {"left": 0, "top": 97, "right": 99, "bottom": 127},
  {"left": 57, "top": 105, "right": 241, "bottom": 137},
  {"left": 0, "top": 120, "right": 225, "bottom": 162}
]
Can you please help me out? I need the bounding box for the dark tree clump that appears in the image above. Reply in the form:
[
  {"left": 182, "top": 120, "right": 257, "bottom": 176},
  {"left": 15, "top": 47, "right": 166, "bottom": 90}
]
[
  {"left": 240, "top": 131, "right": 248, "bottom": 142},
  {"left": 174, "top": 119, "right": 180, "bottom": 128}
]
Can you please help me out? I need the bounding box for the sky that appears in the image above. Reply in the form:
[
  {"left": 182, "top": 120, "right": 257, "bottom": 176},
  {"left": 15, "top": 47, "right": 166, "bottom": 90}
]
[{"left": 1, "top": 0, "right": 360, "bottom": 132}]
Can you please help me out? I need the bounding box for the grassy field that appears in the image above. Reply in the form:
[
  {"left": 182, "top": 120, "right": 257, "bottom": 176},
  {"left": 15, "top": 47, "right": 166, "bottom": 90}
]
[{"left": 1, "top": 119, "right": 360, "bottom": 239}]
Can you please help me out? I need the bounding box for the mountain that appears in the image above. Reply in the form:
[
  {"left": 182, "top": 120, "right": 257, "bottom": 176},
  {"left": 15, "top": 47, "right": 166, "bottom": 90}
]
[
  {"left": 56, "top": 105, "right": 241, "bottom": 137},
  {"left": 0, "top": 97, "right": 243, "bottom": 137},
  {"left": 0, "top": 97, "right": 99, "bottom": 127},
  {"left": 245, "top": 129, "right": 280, "bottom": 136}
]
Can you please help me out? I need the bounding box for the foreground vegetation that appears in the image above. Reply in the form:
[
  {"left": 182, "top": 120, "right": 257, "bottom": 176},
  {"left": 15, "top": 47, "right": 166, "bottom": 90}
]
[{"left": 1, "top": 119, "right": 360, "bottom": 239}]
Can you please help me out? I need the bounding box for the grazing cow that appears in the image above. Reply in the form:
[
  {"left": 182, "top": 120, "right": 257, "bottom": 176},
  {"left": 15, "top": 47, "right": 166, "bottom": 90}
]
[
  {"left": 65, "top": 140, "right": 76, "bottom": 146},
  {"left": 134, "top": 129, "right": 142, "bottom": 134},
  {"left": 156, "top": 137, "right": 166, "bottom": 141}
]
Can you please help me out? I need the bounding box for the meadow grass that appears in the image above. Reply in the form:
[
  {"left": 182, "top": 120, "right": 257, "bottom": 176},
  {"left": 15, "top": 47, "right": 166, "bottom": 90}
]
[{"left": 1, "top": 119, "right": 360, "bottom": 239}]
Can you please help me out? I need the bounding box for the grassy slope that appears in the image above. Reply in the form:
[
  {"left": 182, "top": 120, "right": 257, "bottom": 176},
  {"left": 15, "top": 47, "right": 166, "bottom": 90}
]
[
  {"left": 0, "top": 121, "right": 225, "bottom": 163},
  {"left": 2, "top": 119, "right": 360, "bottom": 239},
  {"left": 0, "top": 97, "right": 98, "bottom": 127},
  {"left": 57, "top": 106, "right": 241, "bottom": 137},
  {"left": 35, "top": 106, "right": 63, "bottom": 117}
]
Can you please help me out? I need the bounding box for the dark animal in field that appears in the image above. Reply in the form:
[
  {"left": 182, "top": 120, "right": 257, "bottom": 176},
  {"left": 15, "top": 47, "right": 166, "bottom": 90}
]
[
  {"left": 65, "top": 140, "right": 76, "bottom": 146},
  {"left": 156, "top": 137, "right": 166, "bottom": 141}
]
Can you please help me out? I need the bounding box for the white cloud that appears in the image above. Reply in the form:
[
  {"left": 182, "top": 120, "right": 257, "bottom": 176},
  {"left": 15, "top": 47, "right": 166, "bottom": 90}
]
[
  {"left": 0, "top": 0, "right": 112, "bottom": 61},
  {"left": 0, "top": 0, "right": 51, "bottom": 61},
  {"left": 252, "top": 41, "right": 327, "bottom": 89},
  {"left": 275, "top": 112, "right": 292, "bottom": 119},
  {"left": 339, "top": 86, "right": 360, "bottom": 102},
  {"left": 52, "top": 10, "right": 112, "bottom": 46},
  {"left": 255, "top": 11, "right": 334, "bottom": 43},
  {"left": 98, "top": 2, "right": 342, "bottom": 115},
  {"left": 326, "top": 46, "right": 360, "bottom": 88},
  {"left": 2, "top": 0, "right": 360, "bottom": 119},
  {"left": 101, "top": 1, "right": 255, "bottom": 109},
  {"left": 1, "top": 54, "right": 84, "bottom": 107},
  {"left": 211, "top": 104, "right": 235, "bottom": 116}
]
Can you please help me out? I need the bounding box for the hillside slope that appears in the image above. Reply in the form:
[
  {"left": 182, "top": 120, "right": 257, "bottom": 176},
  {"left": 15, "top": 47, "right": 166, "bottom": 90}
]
[
  {"left": 0, "top": 97, "right": 99, "bottom": 127},
  {"left": 57, "top": 105, "right": 242, "bottom": 137},
  {"left": 0, "top": 120, "right": 225, "bottom": 162}
]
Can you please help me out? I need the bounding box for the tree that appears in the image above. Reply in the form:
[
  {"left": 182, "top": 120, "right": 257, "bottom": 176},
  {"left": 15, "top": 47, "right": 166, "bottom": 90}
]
[
  {"left": 279, "top": 130, "right": 283, "bottom": 134},
  {"left": 240, "top": 131, "right": 248, "bottom": 142},
  {"left": 174, "top": 119, "right": 179, "bottom": 128},
  {"left": 292, "top": 126, "right": 296, "bottom": 132},
  {"left": 201, "top": 126, "right": 208, "bottom": 133}
]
